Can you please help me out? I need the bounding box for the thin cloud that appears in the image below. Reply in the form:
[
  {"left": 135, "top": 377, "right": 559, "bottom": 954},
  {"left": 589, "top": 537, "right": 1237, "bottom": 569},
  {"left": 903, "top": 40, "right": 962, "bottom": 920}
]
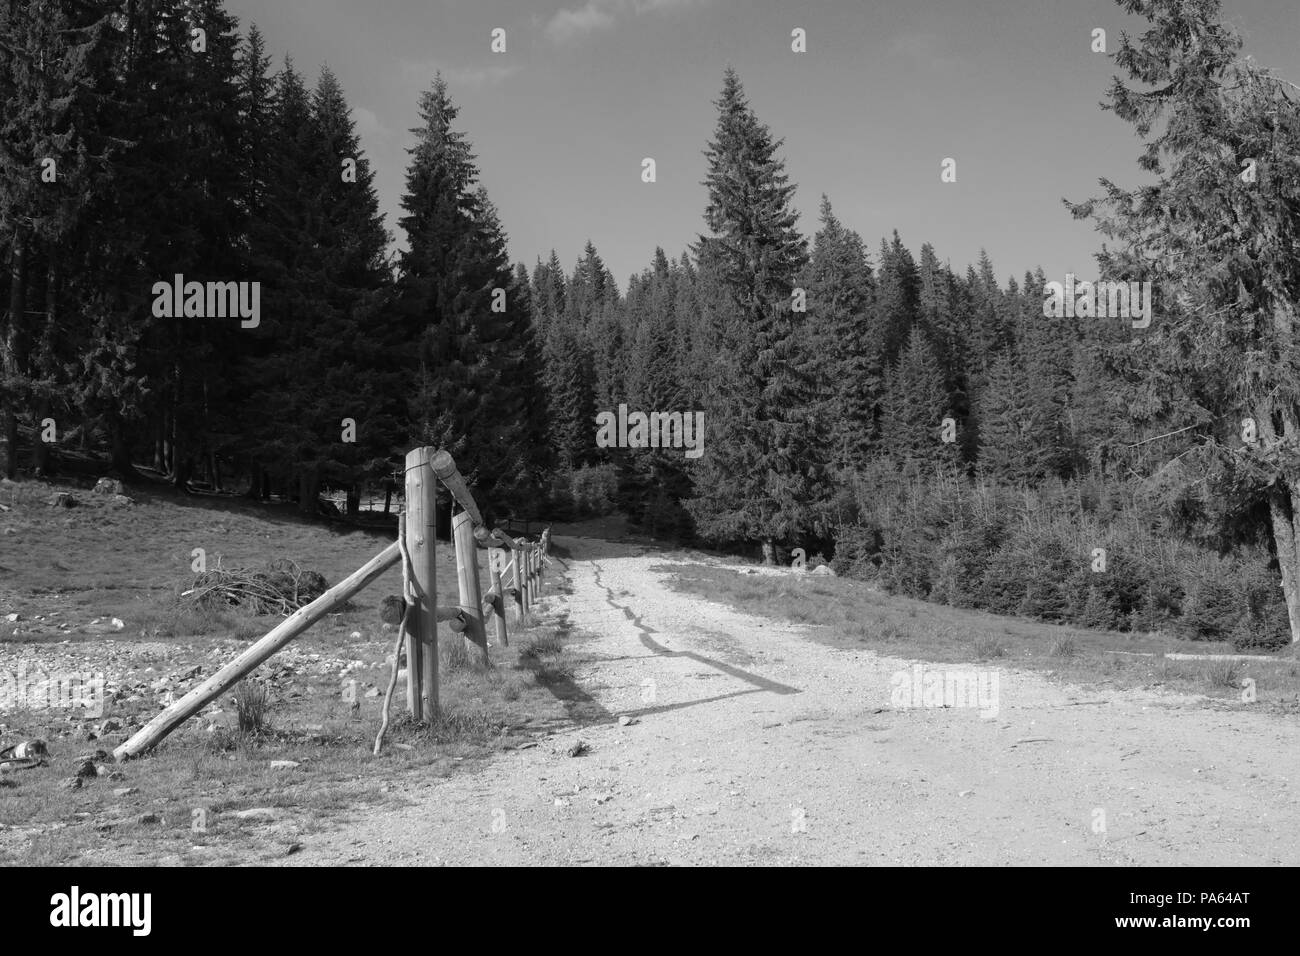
[
  {"left": 353, "top": 106, "right": 390, "bottom": 140},
  {"left": 544, "top": 0, "right": 620, "bottom": 43},
  {"left": 543, "top": 0, "right": 708, "bottom": 45},
  {"left": 398, "top": 58, "right": 522, "bottom": 90}
]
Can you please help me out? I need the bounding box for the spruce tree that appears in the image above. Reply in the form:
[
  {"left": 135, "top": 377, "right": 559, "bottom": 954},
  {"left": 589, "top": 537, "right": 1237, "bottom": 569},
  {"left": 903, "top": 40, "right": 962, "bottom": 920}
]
[
  {"left": 684, "top": 69, "right": 821, "bottom": 562},
  {"left": 976, "top": 350, "right": 1035, "bottom": 483},
  {"left": 1071, "top": 0, "right": 1300, "bottom": 640},
  {"left": 879, "top": 327, "right": 953, "bottom": 471},
  {"left": 804, "top": 196, "right": 875, "bottom": 471},
  {"left": 395, "top": 76, "right": 531, "bottom": 518}
]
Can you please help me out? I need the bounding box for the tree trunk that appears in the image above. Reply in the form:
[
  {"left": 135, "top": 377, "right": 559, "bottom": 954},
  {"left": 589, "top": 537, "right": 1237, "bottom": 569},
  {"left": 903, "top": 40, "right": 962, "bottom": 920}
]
[
  {"left": 1268, "top": 486, "right": 1300, "bottom": 644},
  {"left": 761, "top": 538, "right": 776, "bottom": 565},
  {"left": 298, "top": 468, "right": 319, "bottom": 515},
  {"left": 346, "top": 484, "right": 360, "bottom": 518},
  {"left": 244, "top": 461, "right": 261, "bottom": 499},
  {"left": 1, "top": 226, "right": 27, "bottom": 480},
  {"left": 1257, "top": 387, "right": 1300, "bottom": 644},
  {"left": 33, "top": 257, "right": 58, "bottom": 478},
  {"left": 173, "top": 455, "right": 192, "bottom": 493},
  {"left": 161, "top": 407, "right": 172, "bottom": 476},
  {"left": 108, "top": 411, "right": 140, "bottom": 478},
  {"left": 383, "top": 479, "right": 393, "bottom": 515}
]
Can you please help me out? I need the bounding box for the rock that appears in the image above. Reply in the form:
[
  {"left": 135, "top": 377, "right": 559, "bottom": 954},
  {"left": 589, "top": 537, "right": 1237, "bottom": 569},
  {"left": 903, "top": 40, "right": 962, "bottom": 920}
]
[
  {"left": 95, "top": 764, "right": 113, "bottom": 777},
  {"left": 75, "top": 760, "right": 98, "bottom": 779},
  {"left": 232, "top": 807, "right": 279, "bottom": 821},
  {"left": 136, "top": 812, "right": 159, "bottom": 825},
  {"left": 47, "top": 492, "right": 78, "bottom": 508},
  {"left": 108, "top": 494, "right": 135, "bottom": 508},
  {"left": 3, "top": 613, "right": 17, "bottom": 623},
  {"left": 113, "top": 787, "right": 137, "bottom": 797},
  {"left": 59, "top": 776, "right": 83, "bottom": 791},
  {"left": 566, "top": 740, "right": 590, "bottom": 758},
  {"left": 811, "top": 564, "right": 837, "bottom": 576},
  {"left": 618, "top": 715, "right": 637, "bottom": 726},
  {"left": 269, "top": 760, "right": 299, "bottom": 770},
  {"left": 364, "top": 687, "right": 380, "bottom": 699},
  {"left": 7, "top": 740, "right": 48, "bottom": 760},
  {"left": 349, "top": 631, "right": 362, "bottom": 641},
  {"left": 92, "top": 478, "right": 124, "bottom": 496},
  {"left": 98, "top": 718, "right": 122, "bottom": 734},
  {"left": 76, "top": 750, "right": 109, "bottom": 763},
  {"left": 285, "top": 842, "right": 302, "bottom": 856}
]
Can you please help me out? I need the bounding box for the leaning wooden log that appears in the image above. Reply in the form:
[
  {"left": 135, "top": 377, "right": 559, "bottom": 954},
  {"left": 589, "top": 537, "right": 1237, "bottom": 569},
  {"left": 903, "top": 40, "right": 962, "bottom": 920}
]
[
  {"left": 430, "top": 450, "right": 482, "bottom": 525},
  {"left": 114, "top": 541, "right": 401, "bottom": 761},
  {"left": 483, "top": 527, "right": 522, "bottom": 551}
]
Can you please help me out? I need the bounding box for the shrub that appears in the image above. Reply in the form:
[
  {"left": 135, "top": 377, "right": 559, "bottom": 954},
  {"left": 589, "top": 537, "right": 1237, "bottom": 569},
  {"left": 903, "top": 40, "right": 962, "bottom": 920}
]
[{"left": 569, "top": 464, "right": 620, "bottom": 516}]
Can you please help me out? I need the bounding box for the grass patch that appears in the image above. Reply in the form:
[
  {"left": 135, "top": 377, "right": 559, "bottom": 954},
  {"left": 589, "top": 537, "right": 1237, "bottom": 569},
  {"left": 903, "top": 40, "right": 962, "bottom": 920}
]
[
  {"left": 660, "top": 562, "right": 1300, "bottom": 710},
  {"left": 233, "top": 679, "right": 270, "bottom": 736}
]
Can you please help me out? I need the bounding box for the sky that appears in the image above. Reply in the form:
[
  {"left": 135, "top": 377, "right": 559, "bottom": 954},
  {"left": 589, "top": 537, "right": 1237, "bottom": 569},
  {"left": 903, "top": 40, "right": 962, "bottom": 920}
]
[{"left": 223, "top": 0, "right": 1300, "bottom": 291}]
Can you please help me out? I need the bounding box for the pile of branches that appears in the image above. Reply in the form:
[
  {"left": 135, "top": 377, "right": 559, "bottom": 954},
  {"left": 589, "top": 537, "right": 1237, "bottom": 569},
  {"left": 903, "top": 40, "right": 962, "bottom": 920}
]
[{"left": 182, "top": 558, "right": 330, "bottom": 615}]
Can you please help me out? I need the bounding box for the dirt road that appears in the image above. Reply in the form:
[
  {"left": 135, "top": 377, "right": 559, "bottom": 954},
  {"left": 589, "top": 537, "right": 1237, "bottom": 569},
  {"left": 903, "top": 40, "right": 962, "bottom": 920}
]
[{"left": 287, "top": 534, "right": 1300, "bottom": 866}]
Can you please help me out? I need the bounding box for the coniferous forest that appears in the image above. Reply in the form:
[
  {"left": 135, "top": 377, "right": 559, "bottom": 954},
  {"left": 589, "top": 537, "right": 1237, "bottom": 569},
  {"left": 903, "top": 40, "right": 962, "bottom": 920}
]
[{"left": 3, "top": 0, "right": 1299, "bottom": 652}]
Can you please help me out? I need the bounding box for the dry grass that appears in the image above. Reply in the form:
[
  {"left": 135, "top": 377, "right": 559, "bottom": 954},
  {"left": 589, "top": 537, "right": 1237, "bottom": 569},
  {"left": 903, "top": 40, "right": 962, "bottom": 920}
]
[
  {"left": 661, "top": 563, "right": 1300, "bottom": 709},
  {"left": 0, "top": 475, "right": 574, "bottom": 865}
]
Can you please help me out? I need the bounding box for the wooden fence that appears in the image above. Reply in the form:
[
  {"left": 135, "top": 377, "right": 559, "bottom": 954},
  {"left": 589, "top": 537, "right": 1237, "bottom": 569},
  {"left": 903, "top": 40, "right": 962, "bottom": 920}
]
[{"left": 113, "top": 446, "right": 552, "bottom": 761}]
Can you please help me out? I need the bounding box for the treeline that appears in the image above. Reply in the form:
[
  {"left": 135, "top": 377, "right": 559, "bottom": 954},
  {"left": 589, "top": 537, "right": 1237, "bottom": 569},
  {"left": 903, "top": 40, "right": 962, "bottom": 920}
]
[
  {"left": 3, "top": 0, "right": 1297, "bottom": 645},
  {"left": 0, "top": 1, "right": 547, "bottom": 521},
  {"left": 526, "top": 2, "right": 1300, "bottom": 647}
]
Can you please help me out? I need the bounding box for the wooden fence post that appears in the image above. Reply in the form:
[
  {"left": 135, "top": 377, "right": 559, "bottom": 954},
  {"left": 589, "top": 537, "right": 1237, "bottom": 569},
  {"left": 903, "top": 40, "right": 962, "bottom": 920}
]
[
  {"left": 487, "top": 551, "right": 509, "bottom": 647},
  {"left": 452, "top": 509, "right": 488, "bottom": 666},
  {"left": 507, "top": 549, "right": 524, "bottom": 621},
  {"left": 523, "top": 546, "right": 534, "bottom": 612},
  {"left": 405, "top": 447, "right": 438, "bottom": 719},
  {"left": 511, "top": 546, "right": 526, "bottom": 616}
]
